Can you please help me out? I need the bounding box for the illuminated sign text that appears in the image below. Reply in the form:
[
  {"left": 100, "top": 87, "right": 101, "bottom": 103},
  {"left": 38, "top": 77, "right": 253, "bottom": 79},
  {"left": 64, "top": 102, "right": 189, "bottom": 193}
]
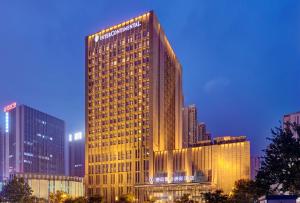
[
  {"left": 149, "top": 176, "right": 195, "bottom": 184},
  {"left": 95, "top": 21, "right": 141, "bottom": 42},
  {"left": 4, "top": 102, "right": 17, "bottom": 112}
]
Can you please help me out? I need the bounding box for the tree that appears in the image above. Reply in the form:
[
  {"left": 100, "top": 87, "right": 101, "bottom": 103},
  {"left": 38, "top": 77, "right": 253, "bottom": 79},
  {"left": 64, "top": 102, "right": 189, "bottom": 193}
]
[
  {"left": 88, "top": 195, "right": 104, "bottom": 203},
  {"left": 28, "top": 196, "right": 48, "bottom": 203},
  {"left": 49, "top": 190, "right": 69, "bottom": 203},
  {"left": 255, "top": 123, "right": 300, "bottom": 194},
  {"left": 175, "top": 193, "right": 195, "bottom": 203},
  {"left": 0, "top": 177, "right": 32, "bottom": 202},
  {"left": 202, "top": 190, "right": 229, "bottom": 203},
  {"left": 116, "top": 194, "right": 135, "bottom": 203},
  {"left": 145, "top": 195, "right": 157, "bottom": 203},
  {"left": 64, "top": 196, "right": 87, "bottom": 203},
  {"left": 64, "top": 198, "right": 74, "bottom": 203},
  {"left": 230, "top": 179, "right": 258, "bottom": 203}
]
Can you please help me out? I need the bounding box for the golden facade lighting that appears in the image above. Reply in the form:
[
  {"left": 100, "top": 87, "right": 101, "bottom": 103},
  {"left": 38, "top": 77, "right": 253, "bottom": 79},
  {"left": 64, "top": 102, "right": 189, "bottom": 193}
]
[{"left": 85, "top": 11, "right": 183, "bottom": 202}]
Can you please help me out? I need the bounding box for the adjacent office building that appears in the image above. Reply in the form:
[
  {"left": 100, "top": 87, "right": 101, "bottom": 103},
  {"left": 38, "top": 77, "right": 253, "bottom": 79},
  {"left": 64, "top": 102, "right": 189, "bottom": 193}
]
[
  {"left": 3, "top": 103, "right": 65, "bottom": 178},
  {"left": 69, "top": 132, "right": 85, "bottom": 177},
  {"left": 86, "top": 11, "right": 183, "bottom": 202},
  {"left": 182, "top": 105, "right": 197, "bottom": 147}
]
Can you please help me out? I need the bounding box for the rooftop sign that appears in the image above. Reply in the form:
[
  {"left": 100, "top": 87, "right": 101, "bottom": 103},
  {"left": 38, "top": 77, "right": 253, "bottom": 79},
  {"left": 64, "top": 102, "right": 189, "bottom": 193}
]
[
  {"left": 4, "top": 102, "right": 17, "bottom": 112},
  {"left": 95, "top": 21, "right": 141, "bottom": 42}
]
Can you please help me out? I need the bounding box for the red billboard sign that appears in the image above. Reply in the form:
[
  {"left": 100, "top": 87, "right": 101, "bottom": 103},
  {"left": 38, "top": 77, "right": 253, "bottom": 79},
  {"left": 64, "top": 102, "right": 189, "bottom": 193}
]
[{"left": 4, "top": 102, "right": 17, "bottom": 112}]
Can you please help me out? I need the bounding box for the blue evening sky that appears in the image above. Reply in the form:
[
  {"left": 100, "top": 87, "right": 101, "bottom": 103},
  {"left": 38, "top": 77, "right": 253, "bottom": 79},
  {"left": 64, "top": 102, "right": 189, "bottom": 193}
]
[{"left": 0, "top": 0, "right": 299, "bottom": 155}]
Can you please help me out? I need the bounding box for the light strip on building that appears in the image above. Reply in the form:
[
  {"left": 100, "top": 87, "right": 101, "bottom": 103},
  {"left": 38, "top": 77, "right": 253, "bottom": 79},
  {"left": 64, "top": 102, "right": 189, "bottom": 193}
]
[{"left": 5, "top": 112, "right": 9, "bottom": 133}]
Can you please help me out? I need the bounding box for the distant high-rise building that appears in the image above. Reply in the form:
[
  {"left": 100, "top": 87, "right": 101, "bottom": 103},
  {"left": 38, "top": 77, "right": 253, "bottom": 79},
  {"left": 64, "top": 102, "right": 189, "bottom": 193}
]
[
  {"left": 205, "top": 132, "right": 212, "bottom": 140},
  {"left": 283, "top": 111, "right": 300, "bottom": 138},
  {"left": 69, "top": 132, "right": 85, "bottom": 177},
  {"left": 86, "top": 11, "right": 183, "bottom": 202},
  {"left": 3, "top": 103, "right": 65, "bottom": 177},
  {"left": 251, "top": 156, "right": 261, "bottom": 180},
  {"left": 196, "top": 122, "right": 211, "bottom": 141},
  {"left": 182, "top": 105, "right": 197, "bottom": 147},
  {"left": 196, "top": 122, "right": 205, "bottom": 140}
]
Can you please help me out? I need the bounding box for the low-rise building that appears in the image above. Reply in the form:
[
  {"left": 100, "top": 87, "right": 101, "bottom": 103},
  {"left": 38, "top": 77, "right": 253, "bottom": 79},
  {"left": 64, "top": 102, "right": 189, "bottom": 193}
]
[
  {"left": 136, "top": 136, "right": 250, "bottom": 202},
  {"left": 10, "top": 173, "right": 84, "bottom": 200},
  {"left": 259, "top": 195, "right": 298, "bottom": 203},
  {"left": 283, "top": 111, "right": 300, "bottom": 139}
]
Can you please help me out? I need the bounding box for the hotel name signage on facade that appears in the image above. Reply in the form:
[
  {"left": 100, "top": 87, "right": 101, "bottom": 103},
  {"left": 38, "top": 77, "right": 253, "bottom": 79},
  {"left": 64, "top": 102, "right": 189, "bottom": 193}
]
[
  {"left": 149, "top": 175, "right": 195, "bottom": 184},
  {"left": 4, "top": 102, "right": 17, "bottom": 112},
  {"left": 95, "top": 21, "right": 141, "bottom": 42}
]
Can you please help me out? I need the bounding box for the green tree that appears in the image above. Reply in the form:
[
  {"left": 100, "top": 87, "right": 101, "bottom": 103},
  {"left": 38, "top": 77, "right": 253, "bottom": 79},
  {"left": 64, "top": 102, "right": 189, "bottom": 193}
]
[
  {"left": 145, "top": 195, "right": 157, "bottom": 203},
  {"left": 202, "top": 190, "right": 229, "bottom": 203},
  {"left": 64, "top": 198, "right": 74, "bottom": 203},
  {"left": 175, "top": 193, "right": 195, "bottom": 203},
  {"left": 255, "top": 123, "right": 300, "bottom": 194},
  {"left": 28, "top": 196, "right": 48, "bottom": 203},
  {"left": 0, "top": 177, "right": 32, "bottom": 203},
  {"left": 230, "top": 179, "right": 258, "bottom": 203},
  {"left": 88, "top": 195, "right": 104, "bottom": 203},
  {"left": 49, "top": 191, "right": 69, "bottom": 203},
  {"left": 116, "top": 194, "right": 135, "bottom": 203},
  {"left": 64, "top": 196, "right": 87, "bottom": 203}
]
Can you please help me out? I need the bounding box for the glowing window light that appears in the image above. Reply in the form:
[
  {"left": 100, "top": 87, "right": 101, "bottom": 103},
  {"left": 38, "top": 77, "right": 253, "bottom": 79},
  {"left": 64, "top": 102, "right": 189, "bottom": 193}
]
[
  {"left": 74, "top": 132, "right": 82, "bottom": 140},
  {"left": 69, "top": 134, "right": 73, "bottom": 142},
  {"left": 69, "top": 132, "right": 83, "bottom": 142}
]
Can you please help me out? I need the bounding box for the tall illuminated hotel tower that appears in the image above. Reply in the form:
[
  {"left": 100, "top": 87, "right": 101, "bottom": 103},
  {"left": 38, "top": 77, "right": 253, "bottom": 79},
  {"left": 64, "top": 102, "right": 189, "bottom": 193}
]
[{"left": 85, "top": 11, "right": 183, "bottom": 201}]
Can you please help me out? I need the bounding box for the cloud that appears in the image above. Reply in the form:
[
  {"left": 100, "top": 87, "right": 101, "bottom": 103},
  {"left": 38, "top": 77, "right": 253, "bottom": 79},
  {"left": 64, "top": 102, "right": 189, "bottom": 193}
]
[{"left": 203, "top": 77, "right": 230, "bottom": 93}]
